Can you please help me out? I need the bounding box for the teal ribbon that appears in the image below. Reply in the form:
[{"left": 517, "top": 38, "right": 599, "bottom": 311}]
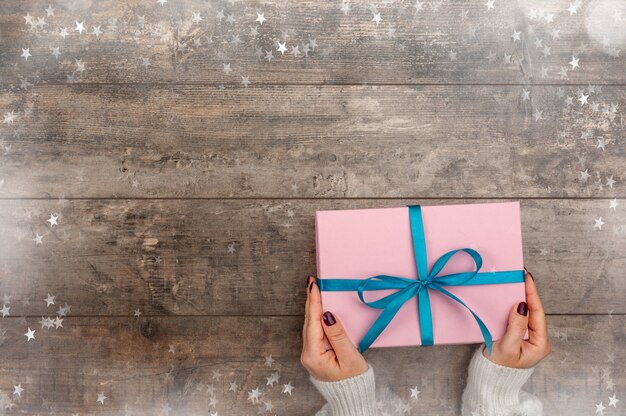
[{"left": 316, "top": 204, "right": 524, "bottom": 353}]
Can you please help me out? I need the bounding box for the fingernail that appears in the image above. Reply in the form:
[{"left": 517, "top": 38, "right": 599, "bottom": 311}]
[
  {"left": 307, "top": 275, "right": 314, "bottom": 287},
  {"left": 524, "top": 267, "right": 534, "bottom": 281},
  {"left": 308, "top": 281, "right": 314, "bottom": 293},
  {"left": 322, "top": 311, "right": 336, "bottom": 326},
  {"left": 517, "top": 301, "right": 528, "bottom": 316}
]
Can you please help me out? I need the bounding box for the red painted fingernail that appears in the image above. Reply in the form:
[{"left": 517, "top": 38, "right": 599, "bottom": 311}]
[
  {"left": 517, "top": 301, "right": 528, "bottom": 316},
  {"left": 322, "top": 311, "right": 336, "bottom": 326}
]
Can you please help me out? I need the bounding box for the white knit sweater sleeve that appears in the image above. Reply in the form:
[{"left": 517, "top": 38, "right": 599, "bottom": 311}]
[
  {"left": 461, "top": 346, "right": 543, "bottom": 416},
  {"left": 310, "top": 365, "right": 377, "bottom": 416},
  {"left": 310, "top": 346, "right": 542, "bottom": 416}
]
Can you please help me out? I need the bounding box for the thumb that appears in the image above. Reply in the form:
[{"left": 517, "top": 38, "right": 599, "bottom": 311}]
[
  {"left": 321, "top": 311, "right": 360, "bottom": 363},
  {"left": 499, "top": 301, "right": 529, "bottom": 354}
]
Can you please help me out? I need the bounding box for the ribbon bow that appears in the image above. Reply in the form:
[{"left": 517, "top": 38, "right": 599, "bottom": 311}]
[{"left": 316, "top": 204, "right": 524, "bottom": 353}]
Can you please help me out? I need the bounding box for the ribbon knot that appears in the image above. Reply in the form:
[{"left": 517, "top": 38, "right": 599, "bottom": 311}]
[{"left": 316, "top": 204, "right": 524, "bottom": 354}]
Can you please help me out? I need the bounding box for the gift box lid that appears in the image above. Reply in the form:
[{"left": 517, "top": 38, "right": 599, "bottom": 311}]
[{"left": 315, "top": 201, "right": 525, "bottom": 348}]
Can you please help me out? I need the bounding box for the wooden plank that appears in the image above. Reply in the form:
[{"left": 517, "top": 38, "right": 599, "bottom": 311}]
[
  {"left": 0, "top": 315, "right": 621, "bottom": 415},
  {"left": 0, "top": 199, "right": 623, "bottom": 315},
  {"left": 0, "top": 85, "right": 623, "bottom": 198},
  {"left": 0, "top": 0, "right": 625, "bottom": 85}
]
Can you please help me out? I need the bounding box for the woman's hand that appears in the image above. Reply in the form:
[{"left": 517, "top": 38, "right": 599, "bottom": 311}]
[
  {"left": 301, "top": 276, "right": 369, "bottom": 382},
  {"left": 484, "top": 268, "right": 552, "bottom": 369}
]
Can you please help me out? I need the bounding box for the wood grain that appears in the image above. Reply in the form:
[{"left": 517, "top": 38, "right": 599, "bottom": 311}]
[
  {"left": 0, "top": 315, "right": 621, "bottom": 415},
  {"left": 0, "top": 198, "right": 623, "bottom": 316},
  {"left": 0, "top": 0, "right": 624, "bottom": 85},
  {"left": 1, "top": 85, "right": 623, "bottom": 198}
]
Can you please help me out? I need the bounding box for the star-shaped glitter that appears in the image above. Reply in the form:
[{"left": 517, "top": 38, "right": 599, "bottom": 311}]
[
  {"left": 264, "top": 355, "right": 275, "bottom": 367},
  {"left": 247, "top": 388, "right": 262, "bottom": 403},
  {"left": 256, "top": 12, "right": 266, "bottom": 25},
  {"left": 51, "top": 46, "right": 61, "bottom": 58},
  {"left": 596, "top": 402, "right": 606, "bottom": 414},
  {"left": 569, "top": 56, "right": 580, "bottom": 69},
  {"left": 44, "top": 293, "right": 56, "bottom": 306},
  {"left": 13, "top": 384, "right": 24, "bottom": 396},
  {"left": 410, "top": 386, "right": 421, "bottom": 399},
  {"left": 75, "top": 21, "right": 85, "bottom": 34},
  {"left": 208, "top": 396, "right": 217, "bottom": 407},
  {"left": 341, "top": 2, "right": 351, "bottom": 14},
  {"left": 241, "top": 76, "right": 251, "bottom": 87},
  {"left": 21, "top": 48, "right": 32, "bottom": 61},
  {"left": 282, "top": 382, "right": 294, "bottom": 395},
  {"left": 46, "top": 4, "right": 55, "bottom": 17},
  {"left": 92, "top": 26, "right": 103, "bottom": 37},
  {"left": 54, "top": 317, "right": 63, "bottom": 329},
  {"left": 511, "top": 30, "right": 521, "bottom": 41},
  {"left": 578, "top": 92, "right": 588, "bottom": 106},
  {"left": 608, "top": 394, "right": 619, "bottom": 407},
  {"left": 277, "top": 42, "right": 287, "bottom": 54},
  {"left": 3, "top": 111, "right": 18, "bottom": 124},
  {"left": 609, "top": 199, "right": 619, "bottom": 210},
  {"left": 1, "top": 304, "right": 10, "bottom": 317},
  {"left": 606, "top": 176, "right": 615, "bottom": 188},
  {"left": 134, "top": 308, "right": 141, "bottom": 317},
  {"left": 521, "top": 89, "right": 530, "bottom": 100},
  {"left": 229, "top": 381, "right": 239, "bottom": 392},
  {"left": 24, "top": 327, "right": 35, "bottom": 341},
  {"left": 97, "top": 392, "right": 107, "bottom": 404},
  {"left": 47, "top": 213, "right": 59, "bottom": 227},
  {"left": 532, "top": 109, "right": 543, "bottom": 121},
  {"left": 580, "top": 169, "right": 591, "bottom": 181},
  {"left": 485, "top": 0, "right": 495, "bottom": 10},
  {"left": 594, "top": 217, "right": 605, "bottom": 230},
  {"left": 59, "top": 27, "right": 69, "bottom": 38},
  {"left": 157, "top": 0, "right": 167, "bottom": 5},
  {"left": 191, "top": 12, "right": 202, "bottom": 23},
  {"left": 567, "top": 2, "right": 579, "bottom": 15},
  {"left": 372, "top": 12, "right": 382, "bottom": 24},
  {"left": 266, "top": 372, "right": 280, "bottom": 386}
]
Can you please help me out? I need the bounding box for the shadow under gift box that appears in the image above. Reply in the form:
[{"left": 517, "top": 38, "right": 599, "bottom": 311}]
[{"left": 315, "top": 201, "right": 526, "bottom": 349}]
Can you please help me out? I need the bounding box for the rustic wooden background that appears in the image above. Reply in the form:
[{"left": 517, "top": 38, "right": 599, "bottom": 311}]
[{"left": 0, "top": 0, "right": 624, "bottom": 415}]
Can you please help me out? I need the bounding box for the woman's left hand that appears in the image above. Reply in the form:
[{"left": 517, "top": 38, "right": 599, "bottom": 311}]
[{"left": 300, "top": 275, "right": 369, "bottom": 382}]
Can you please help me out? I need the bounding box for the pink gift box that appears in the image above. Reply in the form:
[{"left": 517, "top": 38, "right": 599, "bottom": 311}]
[{"left": 315, "top": 201, "right": 526, "bottom": 349}]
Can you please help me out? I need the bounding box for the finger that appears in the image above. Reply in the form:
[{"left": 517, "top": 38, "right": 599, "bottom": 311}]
[
  {"left": 305, "top": 279, "right": 327, "bottom": 356},
  {"left": 498, "top": 301, "right": 529, "bottom": 356},
  {"left": 523, "top": 269, "right": 548, "bottom": 344},
  {"left": 320, "top": 310, "right": 361, "bottom": 365},
  {"left": 303, "top": 276, "right": 313, "bottom": 346}
]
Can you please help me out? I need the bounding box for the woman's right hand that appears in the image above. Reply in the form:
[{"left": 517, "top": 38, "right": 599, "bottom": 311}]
[
  {"left": 483, "top": 268, "right": 552, "bottom": 369},
  {"left": 300, "top": 275, "right": 369, "bottom": 382}
]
